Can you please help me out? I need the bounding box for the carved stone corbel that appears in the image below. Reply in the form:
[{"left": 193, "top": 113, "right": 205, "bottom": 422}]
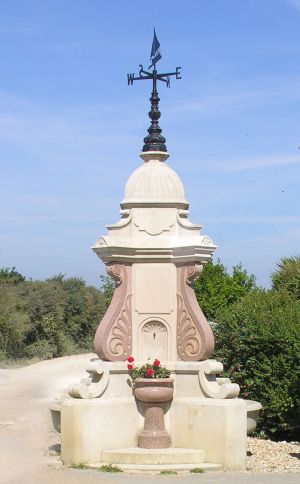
[
  {"left": 198, "top": 360, "right": 240, "bottom": 399},
  {"left": 68, "top": 360, "right": 110, "bottom": 399},
  {"left": 176, "top": 264, "right": 215, "bottom": 361},
  {"left": 94, "top": 264, "right": 132, "bottom": 361}
]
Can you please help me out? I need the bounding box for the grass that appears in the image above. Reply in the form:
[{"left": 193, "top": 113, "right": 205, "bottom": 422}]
[
  {"left": 98, "top": 463, "right": 123, "bottom": 473},
  {"left": 160, "top": 470, "right": 178, "bottom": 475},
  {"left": 70, "top": 463, "right": 87, "bottom": 470},
  {"left": 190, "top": 467, "right": 205, "bottom": 473},
  {"left": 0, "top": 356, "right": 41, "bottom": 368}
]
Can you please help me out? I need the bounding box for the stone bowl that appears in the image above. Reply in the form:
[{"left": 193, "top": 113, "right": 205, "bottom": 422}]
[
  {"left": 134, "top": 378, "right": 174, "bottom": 403},
  {"left": 247, "top": 400, "right": 262, "bottom": 435},
  {"left": 49, "top": 401, "right": 62, "bottom": 433}
]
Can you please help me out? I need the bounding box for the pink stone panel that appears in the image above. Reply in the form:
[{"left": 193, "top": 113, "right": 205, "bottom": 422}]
[
  {"left": 93, "top": 264, "right": 132, "bottom": 361},
  {"left": 176, "top": 264, "right": 215, "bottom": 361}
]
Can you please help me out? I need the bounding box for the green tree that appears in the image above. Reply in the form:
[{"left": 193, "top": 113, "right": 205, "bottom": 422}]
[
  {"left": 100, "top": 274, "right": 116, "bottom": 307},
  {"left": 214, "top": 288, "right": 300, "bottom": 440},
  {"left": 0, "top": 286, "right": 29, "bottom": 360},
  {"left": 193, "top": 259, "right": 256, "bottom": 320},
  {"left": 0, "top": 267, "right": 25, "bottom": 285},
  {"left": 0, "top": 269, "right": 29, "bottom": 361},
  {"left": 0, "top": 270, "right": 106, "bottom": 363},
  {"left": 19, "top": 276, "right": 106, "bottom": 359},
  {"left": 272, "top": 256, "right": 300, "bottom": 299}
]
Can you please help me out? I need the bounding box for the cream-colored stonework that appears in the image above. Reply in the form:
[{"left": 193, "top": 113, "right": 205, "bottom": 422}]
[
  {"left": 61, "top": 398, "right": 138, "bottom": 465},
  {"left": 60, "top": 359, "right": 250, "bottom": 469},
  {"left": 92, "top": 151, "right": 216, "bottom": 362},
  {"left": 57, "top": 149, "right": 261, "bottom": 471},
  {"left": 171, "top": 398, "right": 247, "bottom": 470}
]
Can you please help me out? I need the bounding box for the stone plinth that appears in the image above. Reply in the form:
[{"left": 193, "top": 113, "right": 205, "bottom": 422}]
[
  {"left": 60, "top": 359, "right": 247, "bottom": 470},
  {"left": 98, "top": 448, "right": 222, "bottom": 472},
  {"left": 102, "top": 447, "right": 205, "bottom": 465}
]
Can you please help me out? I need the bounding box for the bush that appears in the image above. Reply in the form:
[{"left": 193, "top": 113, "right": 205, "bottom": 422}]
[
  {"left": 193, "top": 259, "right": 256, "bottom": 321},
  {"left": 0, "top": 270, "right": 106, "bottom": 363},
  {"left": 214, "top": 289, "right": 300, "bottom": 440},
  {"left": 272, "top": 256, "right": 300, "bottom": 300},
  {"left": 0, "top": 285, "right": 29, "bottom": 360}
]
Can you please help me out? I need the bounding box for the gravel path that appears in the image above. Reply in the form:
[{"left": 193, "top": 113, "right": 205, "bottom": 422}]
[
  {"left": 0, "top": 354, "right": 299, "bottom": 483},
  {"left": 247, "top": 437, "right": 300, "bottom": 473}
]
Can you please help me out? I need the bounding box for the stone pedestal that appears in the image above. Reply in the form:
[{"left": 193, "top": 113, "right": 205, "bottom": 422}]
[
  {"left": 134, "top": 378, "right": 173, "bottom": 448},
  {"left": 59, "top": 359, "right": 249, "bottom": 470}
]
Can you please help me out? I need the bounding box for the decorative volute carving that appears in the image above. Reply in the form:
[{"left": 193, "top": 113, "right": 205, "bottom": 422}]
[
  {"left": 176, "top": 264, "right": 215, "bottom": 361},
  {"left": 198, "top": 360, "right": 240, "bottom": 399},
  {"left": 68, "top": 360, "right": 110, "bottom": 399},
  {"left": 93, "top": 264, "right": 132, "bottom": 361}
]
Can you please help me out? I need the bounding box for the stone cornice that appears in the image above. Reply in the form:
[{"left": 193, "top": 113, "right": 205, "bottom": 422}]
[{"left": 92, "top": 243, "right": 216, "bottom": 264}]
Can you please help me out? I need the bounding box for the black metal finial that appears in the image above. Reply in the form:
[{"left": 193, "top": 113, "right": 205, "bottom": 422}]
[{"left": 127, "top": 30, "right": 182, "bottom": 153}]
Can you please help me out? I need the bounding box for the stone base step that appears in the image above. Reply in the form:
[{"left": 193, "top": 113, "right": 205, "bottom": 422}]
[
  {"left": 93, "top": 462, "right": 222, "bottom": 473},
  {"left": 102, "top": 447, "right": 205, "bottom": 465}
]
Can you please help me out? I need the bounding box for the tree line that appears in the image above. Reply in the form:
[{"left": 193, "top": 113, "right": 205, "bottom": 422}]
[{"left": 0, "top": 269, "right": 106, "bottom": 361}]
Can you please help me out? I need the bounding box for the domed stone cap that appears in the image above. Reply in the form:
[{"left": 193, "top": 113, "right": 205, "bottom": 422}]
[{"left": 121, "top": 151, "right": 188, "bottom": 209}]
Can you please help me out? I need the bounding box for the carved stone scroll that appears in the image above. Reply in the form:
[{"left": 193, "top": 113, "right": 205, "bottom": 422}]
[
  {"left": 94, "top": 264, "right": 132, "bottom": 361},
  {"left": 176, "top": 264, "right": 215, "bottom": 361},
  {"left": 68, "top": 360, "right": 110, "bottom": 399}
]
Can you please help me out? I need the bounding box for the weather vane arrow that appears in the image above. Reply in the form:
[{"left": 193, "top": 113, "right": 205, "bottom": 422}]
[{"left": 127, "top": 29, "right": 182, "bottom": 153}]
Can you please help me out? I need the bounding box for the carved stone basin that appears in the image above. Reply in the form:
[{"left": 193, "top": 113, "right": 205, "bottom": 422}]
[
  {"left": 247, "top": 400, "right": 262, "bottom": 435},
  {"left": 134, "top": 378, "right": 174, "bottom": 449},
  {"left": 134, "top": 378, "right": 174, "bottom": 403}
]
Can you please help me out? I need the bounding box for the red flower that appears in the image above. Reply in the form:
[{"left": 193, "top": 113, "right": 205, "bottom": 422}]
[
  {"left": 127, "top": 364, "right": 134, "bottom": 371},
  {"left": 146, "top": 368, "right": 154, "bottom": 377},
  {"left": 153, "top": 359, "right": 160, "bottom": 367},
  {"left": 127, "top": 356, "right": 134, "bottom": 363}
]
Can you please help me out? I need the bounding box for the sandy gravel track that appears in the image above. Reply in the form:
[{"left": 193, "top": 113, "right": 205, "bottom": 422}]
[{"left": 0, "top": 353, "right": 95, "bottom": 483}]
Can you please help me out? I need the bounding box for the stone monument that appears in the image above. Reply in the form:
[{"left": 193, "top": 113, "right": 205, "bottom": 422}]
[{"left": 57, "top": 32, "right": 261, "bottom": 472}]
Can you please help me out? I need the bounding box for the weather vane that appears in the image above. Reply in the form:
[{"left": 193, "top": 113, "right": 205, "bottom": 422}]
[{"left": 127, "top": 29, "right": 181, "bottom": 152}]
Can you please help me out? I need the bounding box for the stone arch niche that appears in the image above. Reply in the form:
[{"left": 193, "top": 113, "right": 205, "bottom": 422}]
[{"left": 139, "top": 319, "right": 169, "bottom": 361}]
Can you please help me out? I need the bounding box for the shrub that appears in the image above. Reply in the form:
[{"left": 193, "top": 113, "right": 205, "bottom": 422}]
[
  {"left": 214, "top": 289, "right": 300, "bottom": 440},
  {"left": 0, "top": 269, "right": 106, "bottom": 363},
  {"left": 272, "top": 256, "right": 300, "bottom": 300},
  {"left": 193, "top": 259, "right": 256, "bottom": 321}
]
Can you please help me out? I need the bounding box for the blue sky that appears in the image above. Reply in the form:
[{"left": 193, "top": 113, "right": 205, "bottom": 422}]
[{"left": 1, "top": 0, "right": 300, "bottom": 288}]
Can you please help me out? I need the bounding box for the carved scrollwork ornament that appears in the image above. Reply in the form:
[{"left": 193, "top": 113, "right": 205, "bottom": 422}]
[
  {"left": 176, "top": 264, "right": 215, "bottom": 361},
  {"left": 93, "top": 264, "right": 132, "bottom": 361}
]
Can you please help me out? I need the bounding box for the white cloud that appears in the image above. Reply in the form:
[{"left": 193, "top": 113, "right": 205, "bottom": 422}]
[
  {"left": 179, "top": 153, "right": 300, "bottom": 172},
  {"left": 209, "top": 153, "right": 300, "bottom": 172},
  {"left": 170, "top": 83, "right": 300, "bottom": 116},
  {"left": 287, "top": 0, "right": 300, "bottom": 12},
  {"left": 0, "top": 89, "right": 141, "bottom": 167},
  {"left": 201, "top": 216, "right": 300, "bottom": 225}
]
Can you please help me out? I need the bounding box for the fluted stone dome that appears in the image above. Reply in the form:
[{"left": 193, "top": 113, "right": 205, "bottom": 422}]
[{"left": 121, "top": 152, "right": 188, "bottom": 208}]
